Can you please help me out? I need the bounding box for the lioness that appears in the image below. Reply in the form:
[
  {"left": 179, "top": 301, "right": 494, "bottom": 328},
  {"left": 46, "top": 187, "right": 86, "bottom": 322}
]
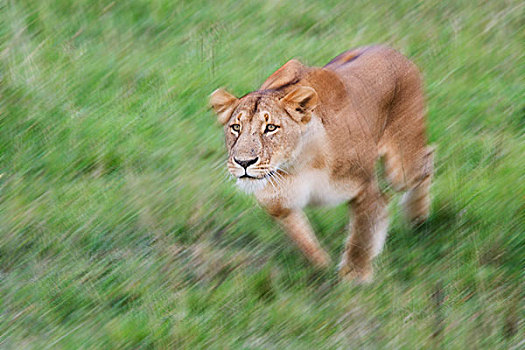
[{"left": 210, "top": 46, "right": 433, "bottom": 282}]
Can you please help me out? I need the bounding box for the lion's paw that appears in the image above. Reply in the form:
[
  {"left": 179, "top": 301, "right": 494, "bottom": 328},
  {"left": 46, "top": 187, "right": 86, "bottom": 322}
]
[{"left": 338, "top": 260, "right": 373, "bottom": 284}]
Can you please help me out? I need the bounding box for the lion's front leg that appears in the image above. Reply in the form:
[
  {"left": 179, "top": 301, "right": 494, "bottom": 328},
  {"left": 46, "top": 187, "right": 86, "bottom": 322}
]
[
  {"left": 272, "top": 209, "right": 331, "bottom": 268},
  {"left": 339, "top": 181, "right": 388, "bottom": 283}
]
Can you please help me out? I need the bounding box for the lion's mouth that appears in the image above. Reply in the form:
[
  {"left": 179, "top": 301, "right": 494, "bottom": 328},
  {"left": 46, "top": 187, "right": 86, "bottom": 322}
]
[
  {"left": 238, "top": 170, "right": 276, "bottom": 180},
  {"left": 234, "top": 169, "right": 281, "bottom": 193}
]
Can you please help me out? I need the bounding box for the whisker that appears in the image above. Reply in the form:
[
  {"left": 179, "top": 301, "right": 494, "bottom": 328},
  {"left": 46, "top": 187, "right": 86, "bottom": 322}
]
[
  {"left": 271, "top": 173, "right": 278, "bottom": 187},
  {"left": 251, "top": 167, "right": 270, "bottom": 171},
  {"left": 267, "top": 171, "right": 282, "bottom": 189},
  {"left": 270, "top": 176, "right": 280, "bottom": 189},
  {"left": 265, "top": 175, "right": 273, "bottom": 190},
  {"left": 277, "top": 173, "right": 286, "bottom": 184},
  {"left": 275, "top": 166, "right": 290, "bottom": 175},
  {"left": 273, "top": 172, "right": 285, "bottom": 188}
]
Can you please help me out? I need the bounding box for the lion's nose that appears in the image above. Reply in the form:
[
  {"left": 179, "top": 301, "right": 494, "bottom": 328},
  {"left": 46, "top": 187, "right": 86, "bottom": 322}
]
[{"left": 234, "top": 157, "right": 259, "bottom": 169}]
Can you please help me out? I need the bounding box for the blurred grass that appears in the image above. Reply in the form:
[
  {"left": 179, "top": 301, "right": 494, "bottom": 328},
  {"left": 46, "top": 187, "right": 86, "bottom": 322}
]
[{"left": 0, "top": 0, "right": 524, "bottom": 348}]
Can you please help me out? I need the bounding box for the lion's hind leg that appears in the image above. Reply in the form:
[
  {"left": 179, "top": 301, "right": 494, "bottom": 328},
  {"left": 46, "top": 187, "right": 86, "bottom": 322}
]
[
  {"left": 381, "top": 141, "right": 434, "bottom": 225},
  {"left": 399, "top": 146, "right": 434, "bottom": 225}
]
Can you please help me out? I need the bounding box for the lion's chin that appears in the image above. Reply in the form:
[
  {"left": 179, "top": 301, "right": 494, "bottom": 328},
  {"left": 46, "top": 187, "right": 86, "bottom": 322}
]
[{"left": 235, "top": 177, "right": 268, "bottom": 194}]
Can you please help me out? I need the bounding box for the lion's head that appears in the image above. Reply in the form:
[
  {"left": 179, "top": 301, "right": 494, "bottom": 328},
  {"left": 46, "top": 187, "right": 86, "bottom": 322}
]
[{"left": 210, "top": 85, "right": 318, "bottom": 192}]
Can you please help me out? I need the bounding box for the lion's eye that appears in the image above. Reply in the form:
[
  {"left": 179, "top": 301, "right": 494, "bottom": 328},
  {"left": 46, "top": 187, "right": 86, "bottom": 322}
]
[
  {"left": 231, "top": 124, "right": 241, "bottom": 132},
  {"left": 264, "top": 124, "right": 279, "bottom": 133}
]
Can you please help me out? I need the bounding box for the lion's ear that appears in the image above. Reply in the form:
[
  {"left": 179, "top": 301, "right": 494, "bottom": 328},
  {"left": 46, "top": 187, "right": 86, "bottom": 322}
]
[
  {"left": 261, "top": 59, "right": 304, "bottom": 90},
  {"left": 280, "top": 86, "right": 318, "bottom": 124},
  {"left": 209, "top": 88, "right": 239, "bottom": 125}
]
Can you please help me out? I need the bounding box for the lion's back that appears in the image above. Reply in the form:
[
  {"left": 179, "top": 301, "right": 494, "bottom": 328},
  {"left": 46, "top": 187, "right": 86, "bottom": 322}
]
[{"left": 323, "top": 46, "right": 425, "bottom": 142}]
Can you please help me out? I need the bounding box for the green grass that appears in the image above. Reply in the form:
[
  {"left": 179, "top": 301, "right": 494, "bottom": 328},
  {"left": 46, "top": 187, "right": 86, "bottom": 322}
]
[{"left": 0, "top": 0, "right": 524, "bottom": 348}]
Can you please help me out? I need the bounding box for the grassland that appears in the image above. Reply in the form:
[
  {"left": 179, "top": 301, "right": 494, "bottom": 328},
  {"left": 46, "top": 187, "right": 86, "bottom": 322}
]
[{"left": 0, "top": 0, "right": 524, "bottom": 348}]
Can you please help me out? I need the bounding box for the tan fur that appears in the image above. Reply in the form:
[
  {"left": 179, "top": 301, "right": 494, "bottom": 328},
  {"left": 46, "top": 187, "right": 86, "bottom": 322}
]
[{"left": 210, "top": 46, "right": 434, "bottom": 282}]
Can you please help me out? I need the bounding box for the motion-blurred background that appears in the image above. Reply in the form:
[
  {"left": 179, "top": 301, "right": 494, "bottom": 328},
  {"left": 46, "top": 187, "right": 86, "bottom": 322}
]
[{"left": 0, "top": 0, "right": 523, "bottom": 348}]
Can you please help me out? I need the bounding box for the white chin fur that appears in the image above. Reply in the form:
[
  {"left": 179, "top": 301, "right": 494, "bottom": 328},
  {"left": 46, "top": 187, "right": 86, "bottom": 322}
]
[{"left": 236, "top": 177, "right": 268, "bottom": 193}]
